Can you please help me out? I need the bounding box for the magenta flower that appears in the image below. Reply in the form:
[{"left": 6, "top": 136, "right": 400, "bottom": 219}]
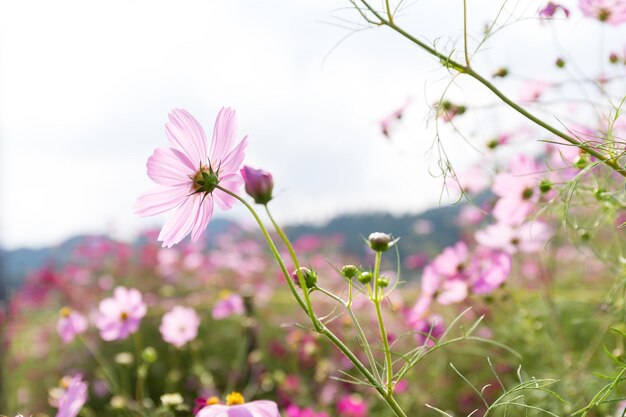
[
  {"left": 285, "top": 405, "right": 329, "bottom": 417},
  {"left": 579, "top": 0, "right": 626, "bottom": 24},
  {"left": 57, "top": 307, "right": 88, "bottom": 343},
  {"left": 241, "top": 166, "right": 274, "bottom": 205},
  {"left": 337, "top": 395, "right": 367, "bottom": 417},
  {"left": 212, "top": 292, "right": 245, "bottom": 320},
  {"left": 134, "top": 108, "right": 248, "bottom": 248},
  {"left": 409, "top": 314, "right": 445, "bottom": 347},
  {"left": 539, "top": 2, "right": 571, "bottom": 18},
  {"left": 55, "top": 375, "right": 88, "bottom": 417},
  {"left": 196, "top": 392, "right": 279, "bottom": 417},
  {"left": 159, "top": 306, "right": 201, "bottom": 348},
  {"left": 95, "top": 287, "right": 147, "bottom": 341}
]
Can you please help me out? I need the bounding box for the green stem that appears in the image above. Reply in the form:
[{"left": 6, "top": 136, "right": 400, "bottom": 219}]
[
  {"left": 355, "top": 1, "right": 626, "bottom": 177},
  {"left": 372, "top": 252, "right": 394, "bottom": 396},
  {"left": 264, "top": 205, "right": 320, "bottom": 331},
  {"left": 223, "top": 188, "right": 406, "bottom": 416},
  {"left": 77, "top": 335, "right": 121, "bottom": 394},
  {"left": 215, "top": 186, "right": 308, "bottom": 313},
  {"left": 133, "top": 333, "right": 146, "bottom": 405}
]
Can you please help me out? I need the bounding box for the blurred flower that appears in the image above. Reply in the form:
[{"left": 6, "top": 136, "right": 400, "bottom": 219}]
[
  {"left": 408, "top": 314, "right": 445, "bottom": 347},
  {"left": 134, "top": 108, "right": 248, "bottom": 247},
  {"left": 160, "top": 393, "right": 184, "bottom": 406},
  {"left": 379, "top": 99, "right": 410, "bottom": 138},
  {"left": 286, "top": 404, "right": 329, "bottom": 417},
  {"left": 194, "top": 396, "right": 221, "bottom": 415},
  {"left": 468, "top": 248, "right": 512, "bottom": 294},
  {"left": 492, "top": 154, "right": 543, "bottom": 225},
  {"left": 196, "top": 392, "right": 279, "bottom": 417},
  {"left": 579, "top": 0, "right": 626, "bottom": 24},
  {"left": 475, "top": 221, "right": 552, "bottom": 254},
  {"left": 55, "top": 375, "right": 88, "bottom": 417},
  {"left": 241, "top": 166, "right": 274, "bottom": 205},
  {"left": 212, "top": 291, "right": 245, "bottom": 320},
  {"left": 95, "top": 287, "right": 147, "bottom": 341},
  {"left": 337, "top": 394, "right": 367, "bottom": 417},
  {"left": 519, "top": 80, "right": 551, "bottom": 102},
  {"left": 57, "top": 307, "right": 88, "bottom": 343},
  {"left": 538, "top": 2, "right": 571, "bottom": 18},
  {"left": 160, "top": 306, "right": 201, "bottom": 348}
]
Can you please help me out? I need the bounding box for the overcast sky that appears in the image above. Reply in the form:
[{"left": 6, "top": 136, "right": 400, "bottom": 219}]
[{"left": 1, "top": 0, "right": 624, "bottom": 249}]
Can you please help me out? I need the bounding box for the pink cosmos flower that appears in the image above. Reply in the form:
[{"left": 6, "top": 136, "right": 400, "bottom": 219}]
[
  {"left": 492, "top": 155, "right": 544, "bottom": 225},
  {"left": 95, "top": 287, "right": 147, "bottom": 341},
  {"left": 468, "top": 248, "right": 512, "bottom": 294},
  {"left": 379, "top": 99, "right": 410, "bottom": 138},
  {"left": 212, "top": 292, "right": 245, "bottom": 320},
  {"left": 134, "top": 108, "right": 248, "bottom": 248},
  {"left": 337, "top": 395, "right": 368, "bottom": 417},
  {"left": 539, "top": 2, "right": 571, "bottom": 18},
  {"left": 475, "top": 221, "right": 552, "bottom": 254},
  {"left": 196, "top": 392, "right": 279, "bottom": 417},
  {"left": 55, "top": 375, "right": 88, "bottom": 417},
  {"left": 57, "top": 307, "right": 88, "bottom": 343},
  {"left": 579, "top": 0, "right": 626, "bottom": 24},
  {"left": 408, "top": 314, "right": 445, "bottom": 347},
  {"left": 159, "top": 306, "right": 201, "bottom": 348}
]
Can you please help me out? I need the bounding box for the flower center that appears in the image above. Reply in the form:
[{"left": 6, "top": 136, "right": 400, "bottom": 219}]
[
  {"left": 120, "top": 312, "right": 129, "bottom": 321},
  {"left": 598, "top": 8, "right": 610, "bottom": 21},
  {"left": 206, "top": 396, "right": 220, "bottom": 406},
  {"left": 226, "top": 391, "right": 245, "bottom": 405},
  {"left": 522, "top": 187, "right": 534, "bottom": 200},
  {"left": 192, "top": 165, "right": 220, "bottom": 195},
  {"left": 60, "top": 307, "right": 72, "bottom": 317}
]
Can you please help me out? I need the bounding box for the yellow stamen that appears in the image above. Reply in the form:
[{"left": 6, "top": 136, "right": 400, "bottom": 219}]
[
  {"left": 60, "top": 307, "right": 72, "bottom": 317},
  {"left": 206, "top": 396, "right": 220, "bottom": 406},
  {"left": 225, "top": 391, "right": 245, "bottom": 405},
  {"left": 218, "top": 289, "right": 231, "bottom": 299},
  {"left": 120, "top": 312, "right": 129, "bottom": 321}
]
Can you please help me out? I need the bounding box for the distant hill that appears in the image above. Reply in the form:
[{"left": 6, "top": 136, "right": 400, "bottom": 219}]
[{"left": 0, "top": 206, "right": 464, "bottom": 299}]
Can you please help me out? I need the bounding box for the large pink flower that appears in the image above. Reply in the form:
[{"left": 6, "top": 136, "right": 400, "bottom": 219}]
[
  {"left": 196, "top": 392, "right": 279, "bottom": 417},
  {"left": 135, "top": 108, "right": 248, "bottom": 248}
]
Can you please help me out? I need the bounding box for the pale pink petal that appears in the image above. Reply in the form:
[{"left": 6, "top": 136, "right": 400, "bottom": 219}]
[
  {"left": 209, "top": 107, "right": 238, "bottom": 163},
  {"left": 147, "top": 147, "right": 195, "bottom": 186},
  {"left": 191, "top": 197, "right": 214, "bottom": 243},
  {"left": 212, "top": 176, "right": 243, "bottom": 210},
  {"left": 158, "top": 195, "right": 202, "bottom": 248},
  {"left": 134, "top": 186, "right": 188, "bottom": 217},
  {"left": 165, "top": 109, "right": 208, "bottom": 167},
  {"left": 215, "top": 137, "right": 248, "bottom": 173},
  {"left": 99, "top": 298, "right": 120, "bottom": 316}
]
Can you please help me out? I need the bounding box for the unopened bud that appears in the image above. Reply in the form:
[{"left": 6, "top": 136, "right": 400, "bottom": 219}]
[
  {"left": 357, "top": 271, "right": 372, "bottom": 285},
  {"left": 241, "top": 166, "right": 274, "bottom": 205},
  {"left": 368, "top": 232, "right": 394, "bottom": 252},
  {"left": 377, "top": 276, "right": 390, "bottom": 288},
  {"left": 142, "top": 347, "right": 158, "bottom": 364},
  {"left": 492, "top": 67, "right": 509, "bottom": 78},
  {"left": 609, "top": 53, "right": 619, "bottom": 64},
  {"left": 539, "top": 180, "right": 552, "bottom": 194},
  {"left": 555, "top": 57, "right": 565, "bottom": 68},
  {"left": 341, "top": 265, "right": 359, "bottom": 279},
  {"left": 291, "top": 267, "right": 317, "bottom": 289}
]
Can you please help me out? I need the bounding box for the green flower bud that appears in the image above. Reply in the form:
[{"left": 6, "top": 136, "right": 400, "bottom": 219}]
[
  {"left": 341, "top": 265, "right": 359, "bottom": 279},
  {"left": 368, "top": 232, "right": 395, "bottom": 252},
  {"left": 377, "top": 276, "right": 390, "bottom": 288},
  {"left": 142, "top": 347, "right": 158, "bottom": 364},
  {"left": 555, "top": 57, "right": 565, "bottom": 68},
  {"left": 539, "top": 180, "right": 552, "bottom": 194},
  {"left": 357, "top": 271, "right": 372, "bottom": 285}
]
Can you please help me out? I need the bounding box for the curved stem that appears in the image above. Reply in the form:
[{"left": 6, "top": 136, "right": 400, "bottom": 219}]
[
  {"left": 215, "top": 186, "right": 308, "bottom": 313},
  {"left": 355, "top": 1, "right": 626, "bottom": 177},
  {"left": 264, "top": 205, "right": 320, "bottom": 330}
]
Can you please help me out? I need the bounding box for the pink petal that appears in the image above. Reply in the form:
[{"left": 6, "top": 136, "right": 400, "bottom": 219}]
[
  {"left": 165, "top": 109, "right": 208, "bottom": 167},
  {"left": 147, "top": 147, "right": 195, "bottom": 186},
  {"left": 209, "top": 107, "right": 238, "bottom": 163},
  {"left": 213, "top": 175, "right": 242, "bottom": 210},
  {"left": 134, "top": 186, "right": 188, "bottom": 217},
  {"left": 191, "top": 196, "right": 214, "bottom": 243},
  {"left": 158, "top": 195, "right": 203, "bottom": 248},
  {"left": 214, "top": 136, "right": 248, "bottom": 174}
]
